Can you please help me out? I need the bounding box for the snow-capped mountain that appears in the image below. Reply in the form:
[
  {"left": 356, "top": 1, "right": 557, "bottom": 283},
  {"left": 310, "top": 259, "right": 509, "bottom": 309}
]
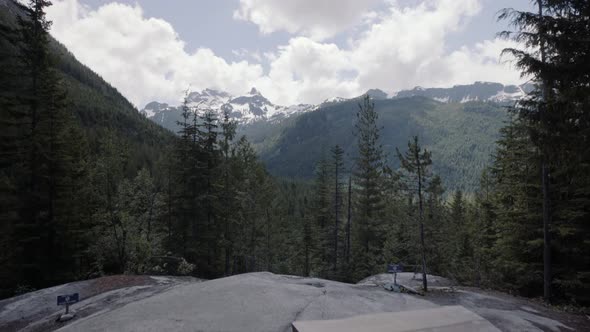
[
  {"left": 141, "top": 82, "right": 535, "bottom": 134},
  {"left": 141, "top": 88, "right": 314, "bottom": 127},
  {"left": 142, "top": 101, "right": 173, "bottom": 118},
  {"left": 393, "top": 82, "right": 535, "bottom": 104}
]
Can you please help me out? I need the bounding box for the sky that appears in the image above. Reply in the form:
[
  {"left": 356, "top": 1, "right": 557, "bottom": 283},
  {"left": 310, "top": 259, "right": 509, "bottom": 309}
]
[{"left": 44, "top": 0, "right": 534, "bottom": 108}]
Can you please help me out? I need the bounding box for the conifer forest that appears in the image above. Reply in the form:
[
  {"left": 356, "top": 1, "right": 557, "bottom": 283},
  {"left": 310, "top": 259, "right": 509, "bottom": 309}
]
[{"left": 1, "top": 0, "right": 589, "bottom": 312}]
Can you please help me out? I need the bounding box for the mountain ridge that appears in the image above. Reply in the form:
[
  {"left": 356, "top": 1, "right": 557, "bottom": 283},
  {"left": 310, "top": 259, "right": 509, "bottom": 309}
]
[
  {"left": 142, "top": 87, "right": 314, "bottom": 129},
  {"left": 393, "top": 81, "right": 534, "bottom": 104},
  {"left": 142, "top": 81, "right": 529, "bottom": 134},
  {"left": 256, "top": 97, "right": 507, "bottom": 191}
]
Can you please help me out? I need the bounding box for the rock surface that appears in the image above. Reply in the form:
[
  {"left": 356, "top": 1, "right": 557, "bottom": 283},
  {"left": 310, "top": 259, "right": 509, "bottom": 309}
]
[
  {"left": 56, "top": 273, "right": 437, "bottom": 332},
  {"left": 292, "top": 306, "right": 501, "bottom": 332},
  {"left": 1, "top": 273, "right": 584, "bottom": 332},
  {"left": 357, "top": 272, "right": 454, "bottom": 289}
]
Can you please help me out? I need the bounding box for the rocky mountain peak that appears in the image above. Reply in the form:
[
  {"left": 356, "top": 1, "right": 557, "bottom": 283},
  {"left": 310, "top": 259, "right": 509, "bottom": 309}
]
[
  {"left": 142, "top": 87, "right": 314, "bottom": 126},
  {"left": 249, "top": 87, "right": 261, "bottom": 95},
  {"left": 366, "top": 89, "right": 388, "bottom": 100}
]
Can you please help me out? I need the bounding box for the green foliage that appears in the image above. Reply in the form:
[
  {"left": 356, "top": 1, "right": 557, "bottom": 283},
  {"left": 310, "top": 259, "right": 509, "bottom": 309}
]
[
  {"left": 1, "top": 0, "right": 588, "bottom": 310},
  {"left": 495, "top": 0, "right": 590, "bottom": 304},
  {"left": 0, "top": 0, "right": 172, "bottom": 297},
  {"left": 397, "top": 136, "right": 433, "bottom": 290},
  {"left": 350, "top": 96, "right": 387, "bottom": 279},
  {"left": 260, "top": 97, "right": 506, "bottom": 192}
]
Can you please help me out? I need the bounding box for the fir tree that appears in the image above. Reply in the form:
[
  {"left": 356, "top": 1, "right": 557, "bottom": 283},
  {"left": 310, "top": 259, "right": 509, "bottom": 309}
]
[
  {"left": 330, "top": 145, "right": 344, "bottom": 274},
  {"left": 397, "top": 136, "right": 433, "bottom": 291},
  {"left": 352, "top": 95, "right": 386, "bottom": 279}
]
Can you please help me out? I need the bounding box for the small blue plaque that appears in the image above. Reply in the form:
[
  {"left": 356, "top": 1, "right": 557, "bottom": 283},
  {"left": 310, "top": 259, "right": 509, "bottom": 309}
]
[{"left": 57, "top": 293, "right": 79, "bottom": 306}]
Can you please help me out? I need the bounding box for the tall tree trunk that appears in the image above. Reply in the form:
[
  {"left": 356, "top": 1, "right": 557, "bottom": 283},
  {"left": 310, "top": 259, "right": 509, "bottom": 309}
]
[
  {"left": 333, "top": 161, "right": 339, "bottom": 272},
  {"left": 542, "top": 160, "right": 551, "bottom": 301},
  {"left": 47, "top": 94, "right": 56, "bottom": 283},
  {"left": 304, "top": 220, "right": 310, "bottom": 277},
  {"left": 147, "top": 192, "right": 155, "bottom": 243},
  {"left": 167, "top": 165, "right": 172, "bottom": 246},
  {"left": 346, "top": 175, "right": 352, "bottom": 265},
  {"left": 416, "top": 144, "right": 428, "bottom": 292},
  {"left": 266, "top": 209, "right": 271, "bottom": 271},
  {"left": 301, "top": 202, "right": 310, "bottom": 277},
  {"left": 537, "top": 0, "right": 551, "bottom": 303}
]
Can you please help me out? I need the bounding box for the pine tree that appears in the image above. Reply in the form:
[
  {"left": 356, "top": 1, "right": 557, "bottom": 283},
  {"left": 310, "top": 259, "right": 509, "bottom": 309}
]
[
  {"left": 345, "top": 175, "right": 352, "bottom": 268},
  {"left": 472, "top": 168, "right": 497, "bottom": 288},
  {"left": 352, "top": 95, "right": 386, "bottom": 279},
  {"left": 490, "top": 119, "right": 542, "bottom": 295},
  {"left": 330, "top": 145, "right": 344, "bottom": 274},
  {"left": 311, "top": 157, "right": 331, "bottom": 276},
  {"left": 397, "top": 136, "right": 433, "bottom": 291},
  {"left": 218, "top": 108, "right": 237, "bottom": 275},
  {"left": 423, "top": 175, "right": 445, "bottom": 277},
  {"left": 197, "top": 109, "right": 220, "bottom": 275},
  {"left": 0, "top": 3, "right": 31, "bottom": 294},
  {"left": 173, "top": 94, "right": 195, "bottom": 258},
  {"left": 302, "top": 196, "right": 312, "bottom": 277},
  {"left": 6, "top": 0, "right": 90, "bottom": 288},
  {"left": 448, "top": 189, "right": 471, "bottom": 282},
  {"left": 499, "top": 0, "right": 590, "bottom": 303}
]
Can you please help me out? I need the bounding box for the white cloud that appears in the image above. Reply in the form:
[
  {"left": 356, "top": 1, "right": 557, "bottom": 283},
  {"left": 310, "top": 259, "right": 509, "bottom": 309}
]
[
  {"left": 46, "top": 0, "right": 525, "bottom": 107},
  {"left": 47, "top": 0, "right": 264, "bottom": 107},
  {"left": 254, "top": 0, "right": 522, "bottom": 104},
  {"left": 346, "top": 0, "right": 522, "bottom": 92},
  {"left": 233, "top": 0, "right": 381, "bottom": 41},
  {"left": 232, "top": 48, "right": 263, "bottom": 62},
  {"left": 256, "top": 37, "right": 359, "bottom": 104}
]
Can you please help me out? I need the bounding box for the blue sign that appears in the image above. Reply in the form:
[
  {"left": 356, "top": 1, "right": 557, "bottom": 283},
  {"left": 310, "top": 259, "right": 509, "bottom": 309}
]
[
  {"left": 387, "top": 264, "right": 403, "bottom": 273},
  {"left": 57, "top": 293, "right": 79, "bottom": 306}
]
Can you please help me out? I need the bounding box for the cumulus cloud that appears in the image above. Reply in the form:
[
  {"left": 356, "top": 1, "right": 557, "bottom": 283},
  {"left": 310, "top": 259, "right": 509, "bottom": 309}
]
[
  {"left": 347, "top": 0, "right": 522, "bottom": 92},
  {"left": 47, "top": 0, "right": 264, "bottom": 107},
  {"left": 257, "top": 37, "right": 359, "bottom": 105},
  {"left": 233, "top": 0, "right": 381, "bottom": 41},
  {"left": 46, "top": 0, "right": 525, "bottom": 107},
  {"left": 255, "top": 0, "right": 522, "bottom": 104}
]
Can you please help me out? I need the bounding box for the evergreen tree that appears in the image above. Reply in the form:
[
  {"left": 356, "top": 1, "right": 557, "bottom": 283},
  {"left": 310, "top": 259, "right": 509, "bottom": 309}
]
[
  {"left": 330, "top": 145, "right": 344, "bottom": 275},
  {"left": 490, "top": 119, "right": 543, "bottom": 296},
  {"left": 344, "top": 175, "right": 352, "bottom": 268},
  {"left": 218, "top": 108, "right": 237, "bottom": 275},
  {"left": 197, "top": 109, "right": 220, "bottom": 275},
  {"left": 352, "top": 95, "right": 386, "bottom": 279},
  {"left": 2, "top": 0, "right": 89, "bottom": 289},
  {"left": 311, "top": 157, "right": 331, "bottom": 276},
  {"left": 423, "top": 175, "right": 445, "bottom": 277},
  {"left": 397, "top": 136, "right": 433, "bottom": 291},
  {"left": 0, "top": 3, "right": 32, "bottom": 294},
  {"left": 471, "top": 168, "right": 497, "bottom": 288},
  {"left": 448, "top": 189, "right": 472, "bottom": 282},
  {"left": 499, "top": 0, "right": 590, "bottom": 303},
  {"left": 172, "top": 94, "right": 196, "bottom": 259}
]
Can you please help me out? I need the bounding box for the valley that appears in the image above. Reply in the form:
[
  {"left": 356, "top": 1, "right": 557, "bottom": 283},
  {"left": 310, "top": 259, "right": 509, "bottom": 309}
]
[
  {"left": 142, "top": 83, "right": 522, "bottom": 190},
  {"left": 1, "top": 0, "right": 589, "bottom": 331}
]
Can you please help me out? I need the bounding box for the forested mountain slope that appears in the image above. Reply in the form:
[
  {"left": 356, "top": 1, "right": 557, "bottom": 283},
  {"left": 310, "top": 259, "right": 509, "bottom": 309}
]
[
  {"left": 0, "top": 0, "right": 174, "bottom": 296},
  {"left": 1, "top": 0, "right": 174, "bottom": 174},
  {"left": 259, "top": 97, "right": 507, "bottom": 191}
]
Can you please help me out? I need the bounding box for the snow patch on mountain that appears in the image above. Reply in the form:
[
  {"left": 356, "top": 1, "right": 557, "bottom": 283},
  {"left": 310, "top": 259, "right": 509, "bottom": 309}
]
[
  {"left": 141, "top": 82, "right": 535, "bottom": 132},
  {"left": 142, "top": 88, "right": 315, "bottom": 125},
  {"left": 395, "top": 82, "right": 534, "bottom": 104}
]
